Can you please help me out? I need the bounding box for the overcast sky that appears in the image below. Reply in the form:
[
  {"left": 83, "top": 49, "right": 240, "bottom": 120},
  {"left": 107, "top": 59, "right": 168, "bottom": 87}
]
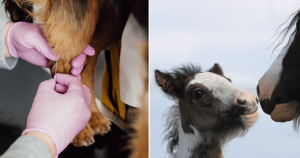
[{"left": 150, "top": 1, "right": 300, "bottom": 157}]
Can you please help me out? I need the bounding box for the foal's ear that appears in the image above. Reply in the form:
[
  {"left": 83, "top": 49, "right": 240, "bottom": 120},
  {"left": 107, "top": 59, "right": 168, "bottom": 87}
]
[
  {"left": 155, "top": 70, "right": 180, "bottom": 98},
  {"left": 208, "top": 63, "right": 224, "bottom": 76}
]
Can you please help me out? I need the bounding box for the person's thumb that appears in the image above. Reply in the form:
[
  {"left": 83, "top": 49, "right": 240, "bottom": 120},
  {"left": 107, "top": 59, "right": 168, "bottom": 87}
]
[
  {"left": 55, "top": 73, "right": 85, "bottom": 94},
  {"left": 33, "top": 24, "right": 58, "bottom": 61}
]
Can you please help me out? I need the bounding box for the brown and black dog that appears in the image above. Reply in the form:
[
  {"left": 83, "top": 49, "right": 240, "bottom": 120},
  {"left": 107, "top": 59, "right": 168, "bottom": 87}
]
[{"left": 2, "top": 0, "right": 148, "bottom": 148}]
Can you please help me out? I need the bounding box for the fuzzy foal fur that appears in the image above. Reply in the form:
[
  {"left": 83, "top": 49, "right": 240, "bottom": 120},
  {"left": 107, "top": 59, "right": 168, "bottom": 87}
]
[
  {"left": 155, "top": 64, "right": 256, "bottom": 158},
  {"left": 3, "top": 0, "right": 130, "bottom": 146}
]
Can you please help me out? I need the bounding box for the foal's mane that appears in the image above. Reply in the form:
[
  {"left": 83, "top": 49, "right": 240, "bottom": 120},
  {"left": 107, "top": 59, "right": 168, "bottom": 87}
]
[
  {"left": 161, "top": 64, "right": 201, "bottom": 157},
  {"left": 170, "top": 64, "right": 202, "bottom": 81},
  {"left": 163, "top": 104, "right": 180, "bottom": 157}
]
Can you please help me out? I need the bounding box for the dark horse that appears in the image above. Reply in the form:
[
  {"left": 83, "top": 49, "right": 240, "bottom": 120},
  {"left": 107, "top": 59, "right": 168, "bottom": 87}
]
[{"left": 257, "top": 9, "right": 300, "bottom": 127}]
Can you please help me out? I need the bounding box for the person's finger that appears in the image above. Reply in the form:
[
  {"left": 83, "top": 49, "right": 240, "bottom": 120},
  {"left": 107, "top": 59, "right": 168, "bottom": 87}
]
[
  {"left": 71, "top": 67, "right": 81, "bottom": 76},
  {"left": 72, "top": 53, "right": 86, "bottom": 68},
  {"left": 75, "top": 74, "right": 81, "bottom": 80},
  {"left": 55, "top": 84, "right": 68, "bottom": 93},
  {"left": 83, "top": 44, "right": 95, "bottom": 56},
  {"left": 55, "top": 73, "right": 84, "bottom": 93},
  {"left": 22, "top": 53, "right": 49, "bottom": 68}
]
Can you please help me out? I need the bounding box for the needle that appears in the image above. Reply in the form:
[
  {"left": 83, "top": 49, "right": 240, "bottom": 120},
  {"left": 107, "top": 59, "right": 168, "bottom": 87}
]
[{"left": 54, "top": 61, "right": 57, "bottom": 90}]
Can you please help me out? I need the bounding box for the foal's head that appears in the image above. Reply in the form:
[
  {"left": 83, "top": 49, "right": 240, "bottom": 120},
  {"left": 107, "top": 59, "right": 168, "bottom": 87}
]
[{"left": 155, "top": 64, "right": 258, "bottom": 156}]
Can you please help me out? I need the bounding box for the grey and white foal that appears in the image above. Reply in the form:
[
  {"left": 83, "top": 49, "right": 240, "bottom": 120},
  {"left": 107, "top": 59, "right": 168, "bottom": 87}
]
[{"left": 155, "top": 64, "right": 258, "bottom": 158}]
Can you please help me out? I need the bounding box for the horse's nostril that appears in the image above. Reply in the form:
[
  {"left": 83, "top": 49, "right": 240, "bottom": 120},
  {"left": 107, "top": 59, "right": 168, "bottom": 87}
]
[
  {"left": 260, "top": 99, "right": 274, "bottom": 115},
  {"left": 256, "top": 98, "right": 259, "bottom": 104},
  {"left": 237, "top": 99, "right": 247, "bottom": 105},
  {"left": 256, "top": 85, "right": 260, "bottom": 97}
]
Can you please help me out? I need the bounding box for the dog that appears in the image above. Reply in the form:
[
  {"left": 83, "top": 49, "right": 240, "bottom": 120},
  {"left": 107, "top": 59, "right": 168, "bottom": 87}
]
[{"left": 2, "top": 0, "right": 148, "bottom": 148}]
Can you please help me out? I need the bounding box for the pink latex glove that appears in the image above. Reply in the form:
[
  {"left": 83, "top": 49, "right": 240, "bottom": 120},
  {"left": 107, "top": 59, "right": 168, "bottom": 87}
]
[
  {"left": 22, "top": 73, "right": 91, "bottom": 158},
  {"left": 6, "top": 22, "right": 58, "bottom": 67},
  {"left": 71, "top": 44, "right": 95, "bottom": 80}
]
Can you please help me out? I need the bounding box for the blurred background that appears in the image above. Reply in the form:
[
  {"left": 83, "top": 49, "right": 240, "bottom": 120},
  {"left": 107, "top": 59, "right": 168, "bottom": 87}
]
[{"left": 150, "top": 0, "right": 300, "bottom": 158}]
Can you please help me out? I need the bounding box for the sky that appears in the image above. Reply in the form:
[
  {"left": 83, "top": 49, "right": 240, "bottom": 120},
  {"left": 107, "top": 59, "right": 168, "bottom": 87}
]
[{"left": 150, "top": 0, "right": 300, "bottom": 157}]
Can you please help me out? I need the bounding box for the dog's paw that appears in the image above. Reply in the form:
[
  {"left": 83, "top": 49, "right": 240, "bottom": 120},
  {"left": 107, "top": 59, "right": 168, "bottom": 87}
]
[
  {"left": 71, "top": 123, "right": 95, "bottom": 147},
  {"left": 89, "top": 112, "right": 112, "bottom": 136}
]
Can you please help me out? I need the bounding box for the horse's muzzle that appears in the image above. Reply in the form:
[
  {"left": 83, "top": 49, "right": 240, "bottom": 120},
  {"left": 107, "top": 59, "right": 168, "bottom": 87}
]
[
  {"left": 271, "top": 103, "right": 294, "bottom": 122},
  {"left": 260, "top": 99, "right": 275, "bottom": 115}
]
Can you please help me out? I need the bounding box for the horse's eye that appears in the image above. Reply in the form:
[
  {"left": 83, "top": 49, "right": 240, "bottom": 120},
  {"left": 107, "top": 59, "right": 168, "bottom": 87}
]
[{"left": 192, "top": 90, "right": 204, "bottom": 100}]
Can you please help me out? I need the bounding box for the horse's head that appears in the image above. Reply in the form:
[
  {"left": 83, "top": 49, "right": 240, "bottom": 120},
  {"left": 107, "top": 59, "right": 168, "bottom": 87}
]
[
  {"left": 155, "top": 64, "right": 258, "bottom": 140},
  {"left": 258, "top": 34, "right": 300, "bottom": 124},
  {"left": 257, "top": 10, "right": 300, "bottom": 126}
]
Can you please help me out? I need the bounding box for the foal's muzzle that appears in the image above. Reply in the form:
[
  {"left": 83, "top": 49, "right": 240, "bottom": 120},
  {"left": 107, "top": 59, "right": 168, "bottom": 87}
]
[{"left": 233, "top": 100, "right": 258, "bottom": 115}]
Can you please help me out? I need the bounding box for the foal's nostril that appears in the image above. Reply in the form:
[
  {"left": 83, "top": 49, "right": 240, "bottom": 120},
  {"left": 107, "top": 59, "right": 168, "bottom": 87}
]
[
  {"left": 256, "top": 85, "right": 260, "bottom": 97},
  {"left": 237, "top": 99, "right": 247, "bottom": 105}
]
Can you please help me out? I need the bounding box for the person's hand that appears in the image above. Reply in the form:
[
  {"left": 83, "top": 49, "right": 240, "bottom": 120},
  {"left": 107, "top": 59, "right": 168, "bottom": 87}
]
[
  {"left": 5, "top": 22, "right": 58, "bottom": 67},
  {"left": 71, "top": 44, "right": 95, "bottom": 80},
  {"left": 22, "top": 73, "right": 91, "bottom": 158}
]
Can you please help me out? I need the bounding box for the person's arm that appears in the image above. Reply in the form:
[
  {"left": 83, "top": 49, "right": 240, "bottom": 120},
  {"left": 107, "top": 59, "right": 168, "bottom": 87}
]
[
  {"left": 3, "top": 22, "right": 14, "bottom": 58},
  {"left": 26, "top": 131, "right": 56, "bottom": 158},
  {"left": 0, "top": 135, "right": 52, "bottom": 158},
  {"left": 1, "top": 74, "right": 91, "bottom": 158},
  {"left": 0, "top": 20, "right": 18, "bottom": 70}
]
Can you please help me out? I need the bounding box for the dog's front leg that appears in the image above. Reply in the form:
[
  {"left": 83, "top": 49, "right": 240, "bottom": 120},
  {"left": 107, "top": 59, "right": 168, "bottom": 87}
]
[
  {"left": 48, "top": 50, "right": 111, "bottom": 147},
  {"left": 72, "top": 50, "right": 111, "bottom": 147}
]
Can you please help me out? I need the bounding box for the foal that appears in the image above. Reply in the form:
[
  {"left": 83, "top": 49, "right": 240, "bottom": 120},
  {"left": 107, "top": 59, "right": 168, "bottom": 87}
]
[{"left": 155, "top": 64, "right": 258, "bottom": 158}]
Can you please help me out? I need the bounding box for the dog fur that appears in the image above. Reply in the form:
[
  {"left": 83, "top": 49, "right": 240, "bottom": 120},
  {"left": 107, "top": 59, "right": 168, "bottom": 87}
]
[
  {"left": 3, "top": 0, "right": 149, "bottom": 154},
  {"left": 3, "top": 0, "right": 129, "bottom": 147}
]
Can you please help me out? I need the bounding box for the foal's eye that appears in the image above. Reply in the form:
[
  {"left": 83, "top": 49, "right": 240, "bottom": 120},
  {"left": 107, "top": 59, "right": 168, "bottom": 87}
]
[{"left": 192, "top": 90, "right": 204, "bottom": 100}]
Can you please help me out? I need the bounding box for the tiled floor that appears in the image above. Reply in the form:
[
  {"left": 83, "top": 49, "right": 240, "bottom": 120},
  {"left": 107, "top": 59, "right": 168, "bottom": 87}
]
[{"left": 0, "top": 58, "right": 131, "bottom": 158}]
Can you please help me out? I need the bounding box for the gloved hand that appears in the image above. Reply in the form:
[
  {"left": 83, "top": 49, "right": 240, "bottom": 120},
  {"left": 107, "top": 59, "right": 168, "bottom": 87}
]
[
  {"left": 6, "top": 22, "right": 58, "bottom": 67},
  {"left": 71, "top": 44, "right": 95, "bottom": 80},
  {"left": 22, "top": 73, "right": 91, "bottom": 158}
]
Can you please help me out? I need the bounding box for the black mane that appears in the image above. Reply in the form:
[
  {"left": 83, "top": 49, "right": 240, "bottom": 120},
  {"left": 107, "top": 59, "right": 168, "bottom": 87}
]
[
  {"left": 274, "top": 9, "right": 300, "bottom": 51},
  {"left": 155, "top": 64, "right": 202, "bottom": 101},
  {"left": 162, "top": 104, "right": 180, "bottom": 157},
  {"left": 170, "top": 64, "right": 202, "bottom": 81}
]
